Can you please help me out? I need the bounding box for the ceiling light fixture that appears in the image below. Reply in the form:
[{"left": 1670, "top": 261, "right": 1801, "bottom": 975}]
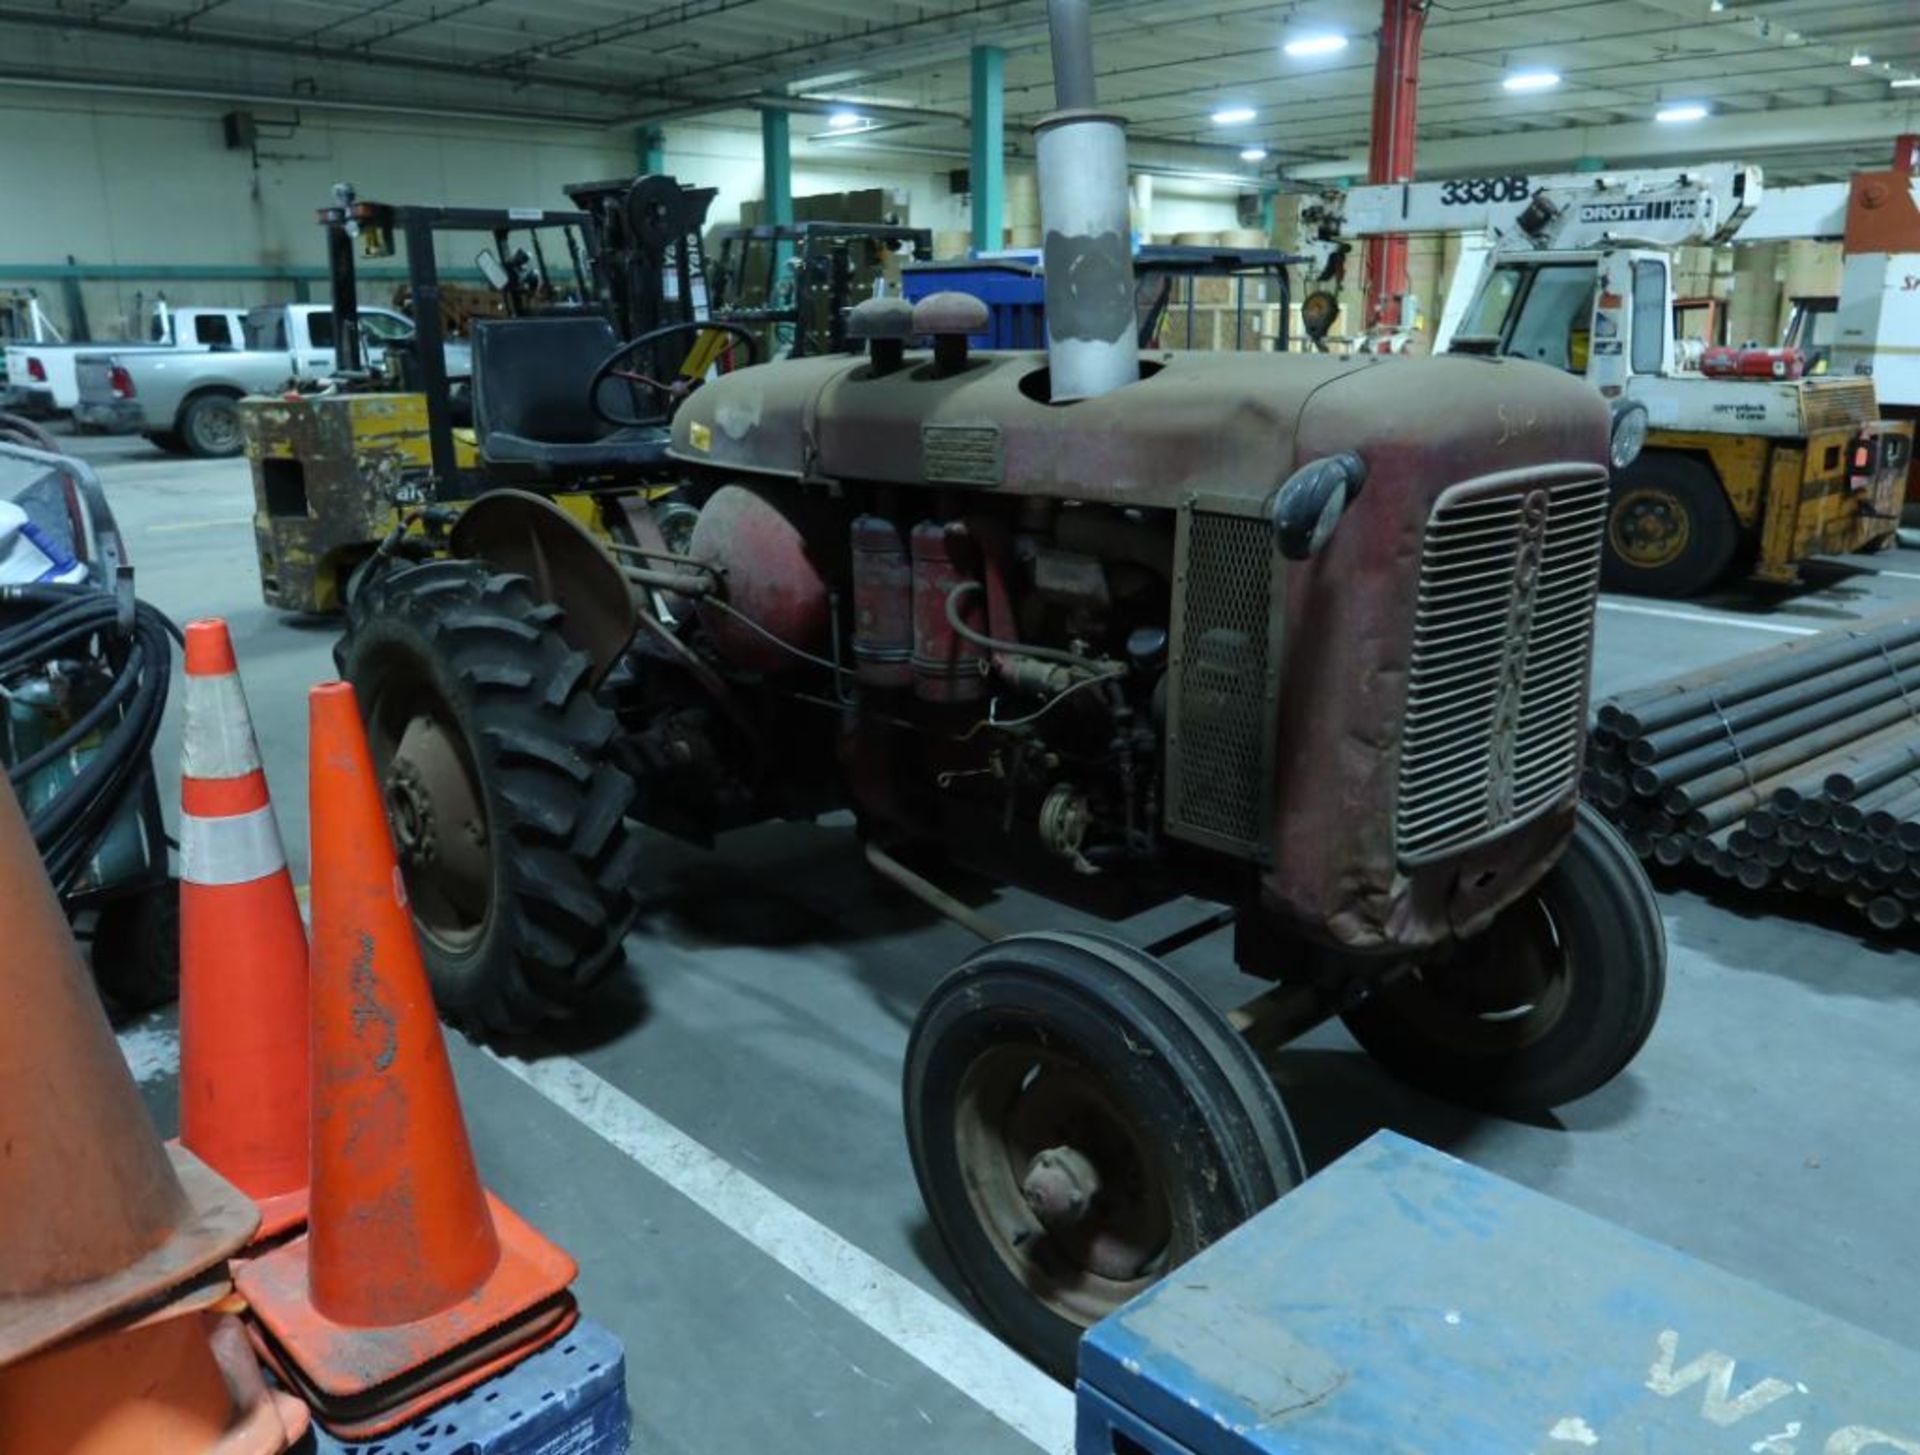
[
  {"left": 1655, "top": 102, "right": 1709, "bottom": 122},
  {"left": 1502, "top": 69, "right": 1561, "bottom": 92},
  {"left": 1892, "top": 76, "right": 1920, "bottom": 88},
  {"left": 1240, "top": 146, "right": 1269, "bottom": 162},
  {"left": 827, "top": 110, "right": 863, "bottom": 129},
  {"left": 1850, "top": 51, "right": 1872, "bottom": 67},
  {"left": 1211, "top": 105, "right": 1257, "bottom": 125},
  {"left": 1283, "top": 32, "right": 1348, "bottom": 58},
  {"left": 1708, "top": 0, "right": 1724, "bottom": 10}
]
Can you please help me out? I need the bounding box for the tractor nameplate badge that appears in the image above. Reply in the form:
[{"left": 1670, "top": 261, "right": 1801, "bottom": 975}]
[{"left": 922, "top": 424, "right": 1004, "bottom": 485}]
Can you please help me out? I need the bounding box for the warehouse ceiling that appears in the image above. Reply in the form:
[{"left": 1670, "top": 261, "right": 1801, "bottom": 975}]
[{"left": 1, "top": 0, "right": 1914, "bottom": 185}]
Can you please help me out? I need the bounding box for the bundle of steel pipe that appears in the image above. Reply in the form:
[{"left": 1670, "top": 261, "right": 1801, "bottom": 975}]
[{"left": 1586, "top": 612, "right": 1920, "bottom": 933}]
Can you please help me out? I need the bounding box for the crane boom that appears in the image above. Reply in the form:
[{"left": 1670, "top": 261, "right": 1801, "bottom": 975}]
[{"left": 1322, "top": 162, "right": 1763, "bottom": 250}]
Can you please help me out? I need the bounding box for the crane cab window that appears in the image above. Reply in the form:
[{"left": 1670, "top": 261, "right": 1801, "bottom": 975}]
[
  {"left": 1632, "top": 261, "right": 1667, "bottom": 375},
  {"left": 1454, "top": 261, "right": 1597, "bottom": 374}
]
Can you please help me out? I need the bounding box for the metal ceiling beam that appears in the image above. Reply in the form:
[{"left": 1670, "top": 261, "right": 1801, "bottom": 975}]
[
  {"left": 0, "top": 4, "right": 628, "bottom": 99},
  {"left": 0, "top": 68, "right": 616, "bottom": 129},
  {"left": 475, "top": 0, "right": 763, "bottom": 73},
  {"left": 1282, "top": 96, "right": 1920, "bottom": 179},
  {"left": 609, "top": 92, "right": 965, "bottom": 130}
]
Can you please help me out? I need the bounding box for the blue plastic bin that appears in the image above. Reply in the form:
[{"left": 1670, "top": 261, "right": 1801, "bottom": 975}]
[{"left": 901, "top": 261, "right": 1047, "bottom": 350}]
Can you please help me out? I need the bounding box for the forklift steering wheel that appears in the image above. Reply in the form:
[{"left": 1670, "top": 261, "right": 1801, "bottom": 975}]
[{"left": 588, "top": 321, "right": 763, "bottom": 429}]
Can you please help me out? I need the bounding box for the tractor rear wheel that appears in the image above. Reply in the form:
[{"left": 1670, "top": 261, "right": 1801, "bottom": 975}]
[
  {"left": 905, "top": 931, "right": 1303, "bottom": 1381},
  {"left": 1340, "top": 804, "right": 1665, "bottom": 1114},
  {"left": 337, "top": 558, "right": 643, "bottom": 1035}
]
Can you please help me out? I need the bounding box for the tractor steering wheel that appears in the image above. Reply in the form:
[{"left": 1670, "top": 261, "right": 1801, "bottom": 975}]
[{"left": 587, "top": 321, "right": 762, "bottom": 429}]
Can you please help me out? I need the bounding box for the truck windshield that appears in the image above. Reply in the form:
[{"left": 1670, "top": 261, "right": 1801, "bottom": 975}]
[
  {"left": 1455, "top": 262, "right": 1597, "bottom": 374},
  {"left": 359, "top": 313, "right": 414, "bottom": 341}
]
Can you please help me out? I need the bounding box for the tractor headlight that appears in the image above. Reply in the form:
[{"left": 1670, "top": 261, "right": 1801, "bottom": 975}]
[
  {"left": 1270, "top": 451, "right": 1368, "bottom": 561},
  {"left": 1610, "top": 401, "right": 1649, "bottom": 471}
]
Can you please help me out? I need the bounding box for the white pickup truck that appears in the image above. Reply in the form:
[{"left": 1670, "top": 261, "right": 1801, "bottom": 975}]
[
  {"left": 2, "top": 305, "right": 247, "bottom": 419},
  {"left": 73, "top": 303, "right": 472, "bottom": 457}
]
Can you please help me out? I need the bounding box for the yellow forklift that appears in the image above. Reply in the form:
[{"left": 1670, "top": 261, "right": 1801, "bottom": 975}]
[{"left": 245, "top": 176, "right": 756, "bottom": 612}]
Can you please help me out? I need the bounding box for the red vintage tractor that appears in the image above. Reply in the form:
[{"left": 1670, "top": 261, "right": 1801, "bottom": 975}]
[{"left": 335, "top": 0, "right": 1665, "bottom": 1379}]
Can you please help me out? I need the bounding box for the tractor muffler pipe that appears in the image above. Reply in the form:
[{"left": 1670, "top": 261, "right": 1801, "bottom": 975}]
[{"left": 1036, "top": 0, "right": 1138, "bottom": 402}]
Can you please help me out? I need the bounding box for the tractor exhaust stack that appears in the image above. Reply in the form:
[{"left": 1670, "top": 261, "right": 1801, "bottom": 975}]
[{"left": 1036, "top": 0, "right": 1139, "bottom": 402}]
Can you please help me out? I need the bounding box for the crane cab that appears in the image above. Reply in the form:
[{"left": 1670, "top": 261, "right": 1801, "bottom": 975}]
[{"left": 1450, "top": 244, "right": 1909, "bottom": 594}]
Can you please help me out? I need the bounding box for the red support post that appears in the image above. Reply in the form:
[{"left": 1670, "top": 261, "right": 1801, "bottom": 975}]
[
  {"left": 1895, "top": 133, "right": 1918, "bottom": 175},
  {"left": 1363, "top": 0, "right": 1429, "bottom": 332}
]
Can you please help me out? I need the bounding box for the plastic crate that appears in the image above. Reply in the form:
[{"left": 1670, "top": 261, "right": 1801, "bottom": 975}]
[
  {"left": 312, "top": 1318, "right": 630, "bottom": 1455},
  {"left": 901, "top": 262, "right": 1046, "bottom": 350}
]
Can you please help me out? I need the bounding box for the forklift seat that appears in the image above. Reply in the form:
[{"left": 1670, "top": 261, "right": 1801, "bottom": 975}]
[{"left": 470, "top": 316, "right": 672, "bottom": 480}]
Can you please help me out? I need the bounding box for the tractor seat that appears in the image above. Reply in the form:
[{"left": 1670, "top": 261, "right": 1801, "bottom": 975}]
[{"left": 470, "top": 316, "right": 672, "bottom": 480}]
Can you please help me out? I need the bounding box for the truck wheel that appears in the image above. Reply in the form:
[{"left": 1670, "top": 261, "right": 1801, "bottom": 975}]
[
  {"left": 905, "top": 931, "right": 1303, "bottom": 1382},
  {"left": 337, "top": 558, "right": 643, "bottom": 1035},
  {"left": 1602, "top": 452, "right": 1738, "bottom": 597},
  {"left": 90, "top": 878, "right": 181, "bottom": 1013},
  {"left": 1341, "top": 805, "right": 1665, "bottom": 1114},
  {"left": 178, "top": 392, "right": 246, "bottom": 459}
]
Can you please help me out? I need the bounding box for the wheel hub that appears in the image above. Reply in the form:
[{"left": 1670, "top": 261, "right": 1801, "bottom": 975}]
[
  {"left": 385, "top": 758, "right": 437, "bottom": 866},
  {"left": 385, "top": 715, "right": 489, "bottom": 917},
  {"left": 1404, "top": 896, "right": 1573, "bottom": 1049},
  {"left": 1611, "top": 487, "right": 1689, "bottom": 569},
  {"left": 1020, "top": 1145, "right": 1101, "bottom": 1231}
]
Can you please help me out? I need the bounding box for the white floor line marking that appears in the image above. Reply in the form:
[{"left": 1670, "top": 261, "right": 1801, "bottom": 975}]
[
  {"left": 1867, "top": 569, "right": 1920, "bottom": 583},
  {"left": 147, "top": 516, "right": 253, "bottom": 534},
  {"left": 1597, "top": 600, "right": 1820, "bottom": 636},
  {"left": 484, "top": 1048, "right": 1076, "bottom": 1455}
]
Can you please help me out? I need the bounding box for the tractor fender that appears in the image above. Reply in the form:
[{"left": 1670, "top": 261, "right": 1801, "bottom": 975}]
[{"left": 447, "top": 489, "right": 640, "bottom": 685}]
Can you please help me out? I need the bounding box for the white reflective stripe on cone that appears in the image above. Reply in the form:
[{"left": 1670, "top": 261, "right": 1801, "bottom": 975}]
[
  {"left": 182, "top": 672, "right": 263, "bottom": 780},
  {"left": 181, "top": 806, "right": 287, "bottom": 886}
]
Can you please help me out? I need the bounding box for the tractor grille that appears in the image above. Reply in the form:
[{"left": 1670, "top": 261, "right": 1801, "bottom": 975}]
[
  {"left": 1166, "top": 511, "right": 1277, "bottom": 854},
  {"left": 1395, "top": 472, "right": 1608, "bottom": 865},
  {"left": 1802, "top": 380, "right": 1877, "bottom": 432}
]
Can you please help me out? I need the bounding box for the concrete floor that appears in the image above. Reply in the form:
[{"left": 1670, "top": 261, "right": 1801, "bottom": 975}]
[{"left": 62, "top": 429, "right": 1920, "bottom": 1453}]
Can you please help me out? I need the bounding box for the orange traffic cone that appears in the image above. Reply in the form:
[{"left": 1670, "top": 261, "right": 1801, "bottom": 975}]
[
  {"left": 177, "top": 619, "right": 310, "bottom": 1242},
  {"left": 0, "top": 774, "right": 257, "bottom": 1369},
  {"left": 233, "top": 681, "right": 576, "bottom": 1439},
  {"left": 0, "top": 1305, "right": 310, "bottom": 1455}
]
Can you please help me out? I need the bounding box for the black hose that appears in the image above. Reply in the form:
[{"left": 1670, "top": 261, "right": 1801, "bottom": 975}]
[{"left": 0, "top": 583, "right": 176, "bottom": 894}]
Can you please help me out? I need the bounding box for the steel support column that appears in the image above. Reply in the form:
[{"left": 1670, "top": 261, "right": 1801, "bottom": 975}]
[
  {"left": 1363, "top": 0, "right": 1427, "bottom": 332},
  {"left": 970, "top": 45, "right": 1005, "bottom": 254},
  {"left": 761, "top": 108, "right": 793, "bottom": 228},
  {"left": 1896, "top": 133, "right": 1918, "bottom": 175},
  {"left": 636, "top": 126, "right": 667, "bottom": 176}
]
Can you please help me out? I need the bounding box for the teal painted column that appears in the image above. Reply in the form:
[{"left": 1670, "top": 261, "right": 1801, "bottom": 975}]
[
  {"left": 761, "top": 109, "right": 793, "bottom": 229},
  {"left": 970, "top": 45, "right": 1005, "bottom": 254},
  {"left": 636, "top": 126, "right": 666, "bottom": 175}
]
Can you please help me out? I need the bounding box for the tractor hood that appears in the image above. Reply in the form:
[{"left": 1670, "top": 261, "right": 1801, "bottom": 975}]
[{"left": 670, "top": 349, "right": 1604, "bottom": 511}]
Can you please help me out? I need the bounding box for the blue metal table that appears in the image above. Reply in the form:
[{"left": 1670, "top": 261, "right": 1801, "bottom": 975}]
[{"left": 1079, "top": 1131, "right": 1919, "bottom": 1453}]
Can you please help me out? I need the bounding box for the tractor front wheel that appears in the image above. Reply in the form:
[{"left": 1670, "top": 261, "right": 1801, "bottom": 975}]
[
  {"left": 337, "top": 559, "right": 643, "bottom": 1035},
  {"left": 1340, "top": 804, "right": 1665, "bottom": 1114},
  {"left": 905, "top": 931, "right": 1303, "bottom": 1382}
]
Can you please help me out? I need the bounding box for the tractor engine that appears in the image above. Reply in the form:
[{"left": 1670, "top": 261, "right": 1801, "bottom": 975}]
[{"left": 684, "top": 480, "right": 1173, "bottom": 890}]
